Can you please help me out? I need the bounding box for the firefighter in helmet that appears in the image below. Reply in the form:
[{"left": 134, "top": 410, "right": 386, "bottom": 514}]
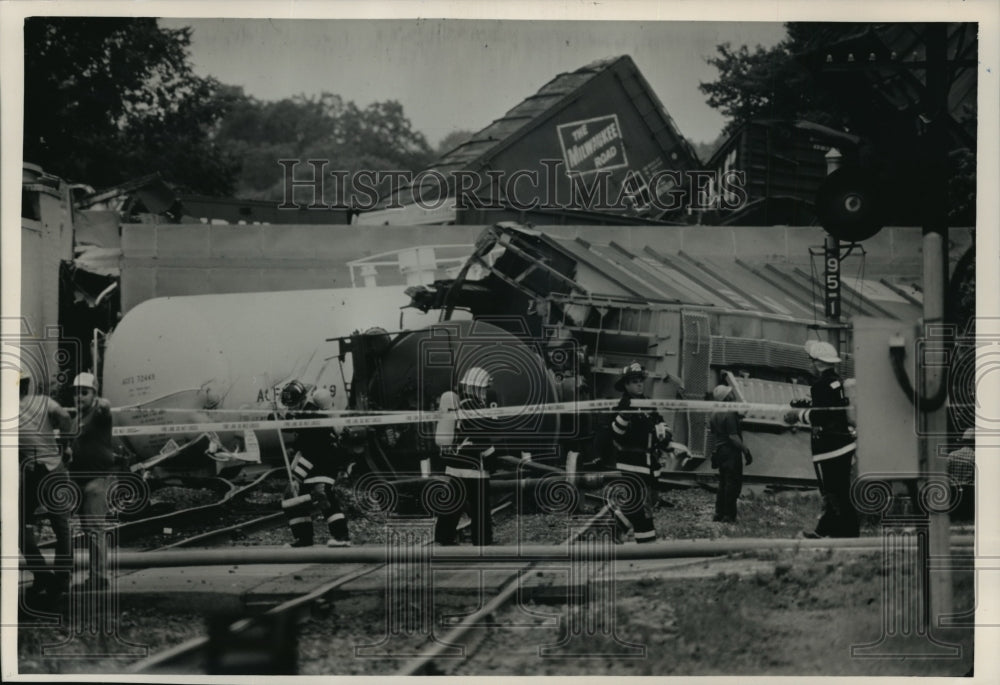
[
  {"left": 433, "top": 366, "right": 499, "bottom": 546},
  {"left": 609, "top": 361, "right": 671, "bottom": 543},
  {"left": 784, "top": 341, "right": 859, "bottom": 538},
  {"left": 279, "top": 380, "right": 352, "bottom": 547}
]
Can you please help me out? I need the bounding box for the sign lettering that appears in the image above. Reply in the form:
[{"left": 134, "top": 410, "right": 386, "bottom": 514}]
[
  {"left": 825, "top": 241, "right": 841, "bottom": 320},
  {"left": 557, "top": 115, "right": 628, "bottom": 176}
]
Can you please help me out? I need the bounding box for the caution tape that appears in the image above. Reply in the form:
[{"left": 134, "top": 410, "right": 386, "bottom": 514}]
[{"left": 110, "top": 398, "right": 831, "bottom": 437}]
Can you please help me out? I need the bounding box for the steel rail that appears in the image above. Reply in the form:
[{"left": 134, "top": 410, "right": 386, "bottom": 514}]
[
  {"left": 151, "top": 512, "right": 286, "bottom": 551},
  {"left": 396, "top": 502, "right": 614, "bottom": 675},
  {"left": 130, "top": 497, "right": 515, "bottom": 674},
  {"left": 36, "top": 468, "right": 284, "bottom": 551},
  {"left": 110, "top": 468, "right": 283, "bottom": 547}
]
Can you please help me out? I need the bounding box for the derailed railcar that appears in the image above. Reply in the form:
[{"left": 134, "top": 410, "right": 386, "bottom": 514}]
[{"left": 406, "top": 222, "right": 923, "bottom": 483}]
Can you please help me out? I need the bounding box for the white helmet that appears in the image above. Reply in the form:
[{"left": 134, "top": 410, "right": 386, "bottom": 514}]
[
  {"left": 311, "top": 387, "right": 334, "bottom": 410},
  {"left": 805, "top": 341, "right": 841, "bottom": 364},
  {"left": 712, "top": 384, "right": 733, "bottom": 402},
  {"left": 73, "top": 372, "right": 98, "bottom": 391},
  {"left": 459, "top": 366, "right": 492, "bottom": 395}
]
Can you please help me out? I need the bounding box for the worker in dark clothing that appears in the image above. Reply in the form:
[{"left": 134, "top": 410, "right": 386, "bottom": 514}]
[
  {"left": 434, "top": 367, "right": 498, "bottom": 546},
  {"left": 784, "top": 341, "right": 860, "bottom": 538},
  {"left": 70, "top": 372, "right": 115, "bottom": 590},
  {"left": 278, "top": 380, "right": 352, "bottom": 547},
  {"left": 18, "top": 369, "right": 73, "bottom": 601},
  {"left": 545, "top": 329, "right": 593, "bottom": 473},
  {"left": 708, "top": 384, "right": 752, "bottom": 522},
  {"left": 609, "top": 362, "right": 671, "bottom": 543}
]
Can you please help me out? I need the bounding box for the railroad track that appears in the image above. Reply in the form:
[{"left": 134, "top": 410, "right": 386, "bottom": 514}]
[
  {"left": 124, "top": 462, "right": 646, "bottom": 675},
  {"left": 33, "top": 468, "right": 286, "bottom": 553},
  {"left": 20, "top": 469, "right": 289, "bottom": 591},
  {"left": 129, "top": 495, "right": 518, "bottom": 674},
  {"left": 116, "top": 461, "right": 873, "bottom": 674},
  {"left": 33, "top": 458, "right": 974, "bottom": 675},
  {"left": 396, "top": 502, "right": 613, "bottom": 675}
]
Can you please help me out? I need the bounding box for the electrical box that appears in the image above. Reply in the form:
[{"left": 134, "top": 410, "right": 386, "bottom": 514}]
[{"left": 852, "top": 316, "right": 920, "bottom": 477}]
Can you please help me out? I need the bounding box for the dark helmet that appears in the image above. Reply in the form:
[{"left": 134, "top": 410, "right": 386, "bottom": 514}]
[
  {"left": 613, "top": 361, "right": 647, "bottom": 392},
  {"left": 281, "top": 380, "right": 307, "bottom": 408}
]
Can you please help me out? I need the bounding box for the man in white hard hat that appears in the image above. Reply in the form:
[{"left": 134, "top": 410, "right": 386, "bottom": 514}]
[
  {"left": 434, "top": 366, "right": 498, "bottom": 546},
  {"left": 18, "top": 367, "right": 74, "bottom": 602},
  {"left": 69, "top": 372, "right": 115, "bottom": 590},
  {"left": 784, "top": 341, "right": 859, "bottom": 538}
]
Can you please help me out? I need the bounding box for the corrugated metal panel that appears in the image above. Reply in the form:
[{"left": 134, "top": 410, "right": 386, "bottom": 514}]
[
  {"left": 711, "top": 336, "right": 815, "bottom": 372},
  {"left": 724, "top": 371, "right": 811, "bottom": 428},
  {"left": 698, "top": 256, "right": 820, "bottom": 319},
  {"left": 648, "top": 249, "right": 757, "bottom": 311},
  {"left": 488, "top": 224, "right": 919, "bottom": 324},
  {"left": 631, "top": 256, "right": 719, "bottom": 306},
  {"left": 713, "top": 336, "right": 856, "bottom": 378},
  {"left": 604, "top": 243, "right": 705, "bottom": 303},
  {"left": 586, "top": 242, "right": 687, "bottom": 302},
  {"left": 551, "top": 238, "right": 666, "bottom": 301}
]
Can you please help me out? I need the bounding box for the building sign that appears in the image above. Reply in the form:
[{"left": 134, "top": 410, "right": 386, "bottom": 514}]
[
  {"left": 824, "top": 239, "right": 841, "bottom": 321},
  {"left": 556, "top": 115, "right": 629, "bottom": 176}
]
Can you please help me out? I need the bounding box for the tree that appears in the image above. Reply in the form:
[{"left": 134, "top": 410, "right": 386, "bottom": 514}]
[
  {"left": 214, "top": 91, "right": 435, "bottom": 202},
  {"left": 337, "top": 100, "right": 435, "bottom": 171},
  {"left": 698, "top": 33, "right": 848, "bottom": 136},
  {"left": 24, "top": 17, "right": 239, "bottom": 194}
]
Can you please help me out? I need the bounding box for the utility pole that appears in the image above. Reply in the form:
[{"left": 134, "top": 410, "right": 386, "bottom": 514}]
[{"left": 921, "top": 21, "right": 953, "bottom": 626}]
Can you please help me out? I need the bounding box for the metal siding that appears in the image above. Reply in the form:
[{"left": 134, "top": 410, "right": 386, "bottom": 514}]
[
  {"left": 586, "top": 243, "right": 683, "bottom": 302},
  {"left": 711, "top": 336, "right": 815, "bottom": 372},
  {"left": 632, "top": 256, "right": 719, "bottom": 306},
  {"left": 698, "top": 256, "right": 819, "bottom": 318}
]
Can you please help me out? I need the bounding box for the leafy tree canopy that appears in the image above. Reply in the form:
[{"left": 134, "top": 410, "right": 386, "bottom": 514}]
[
  {"left": 698, "top": 27, "right": 853, "bottom": 137},
  {"left": 214, "top": 90, "right": 436, "bottom": 201},
  {"left": 24, "top": 17, "right": 240, "bottom": 195}
]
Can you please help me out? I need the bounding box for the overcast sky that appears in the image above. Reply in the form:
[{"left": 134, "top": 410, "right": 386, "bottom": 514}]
[{"left": 160, "top": 19, "right": 788, "bottom": 148}]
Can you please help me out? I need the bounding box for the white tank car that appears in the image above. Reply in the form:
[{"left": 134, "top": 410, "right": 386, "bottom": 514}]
[{"left": 103, "top": 287, "right": 450, "bottom": 466}]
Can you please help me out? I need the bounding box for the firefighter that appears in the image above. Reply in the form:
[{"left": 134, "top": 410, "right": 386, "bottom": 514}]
[
  {"left": 784, "top": 341, "right": 860, "bottom": 538},
  {"left": 279, "top": 380, "right": 352, "bottom": 547},
  {"left": 434, "top": 367, "right": 498, "bottom": 546},
  {"left": 609, "top": 362, "right": 671, "bottom": 543}
]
